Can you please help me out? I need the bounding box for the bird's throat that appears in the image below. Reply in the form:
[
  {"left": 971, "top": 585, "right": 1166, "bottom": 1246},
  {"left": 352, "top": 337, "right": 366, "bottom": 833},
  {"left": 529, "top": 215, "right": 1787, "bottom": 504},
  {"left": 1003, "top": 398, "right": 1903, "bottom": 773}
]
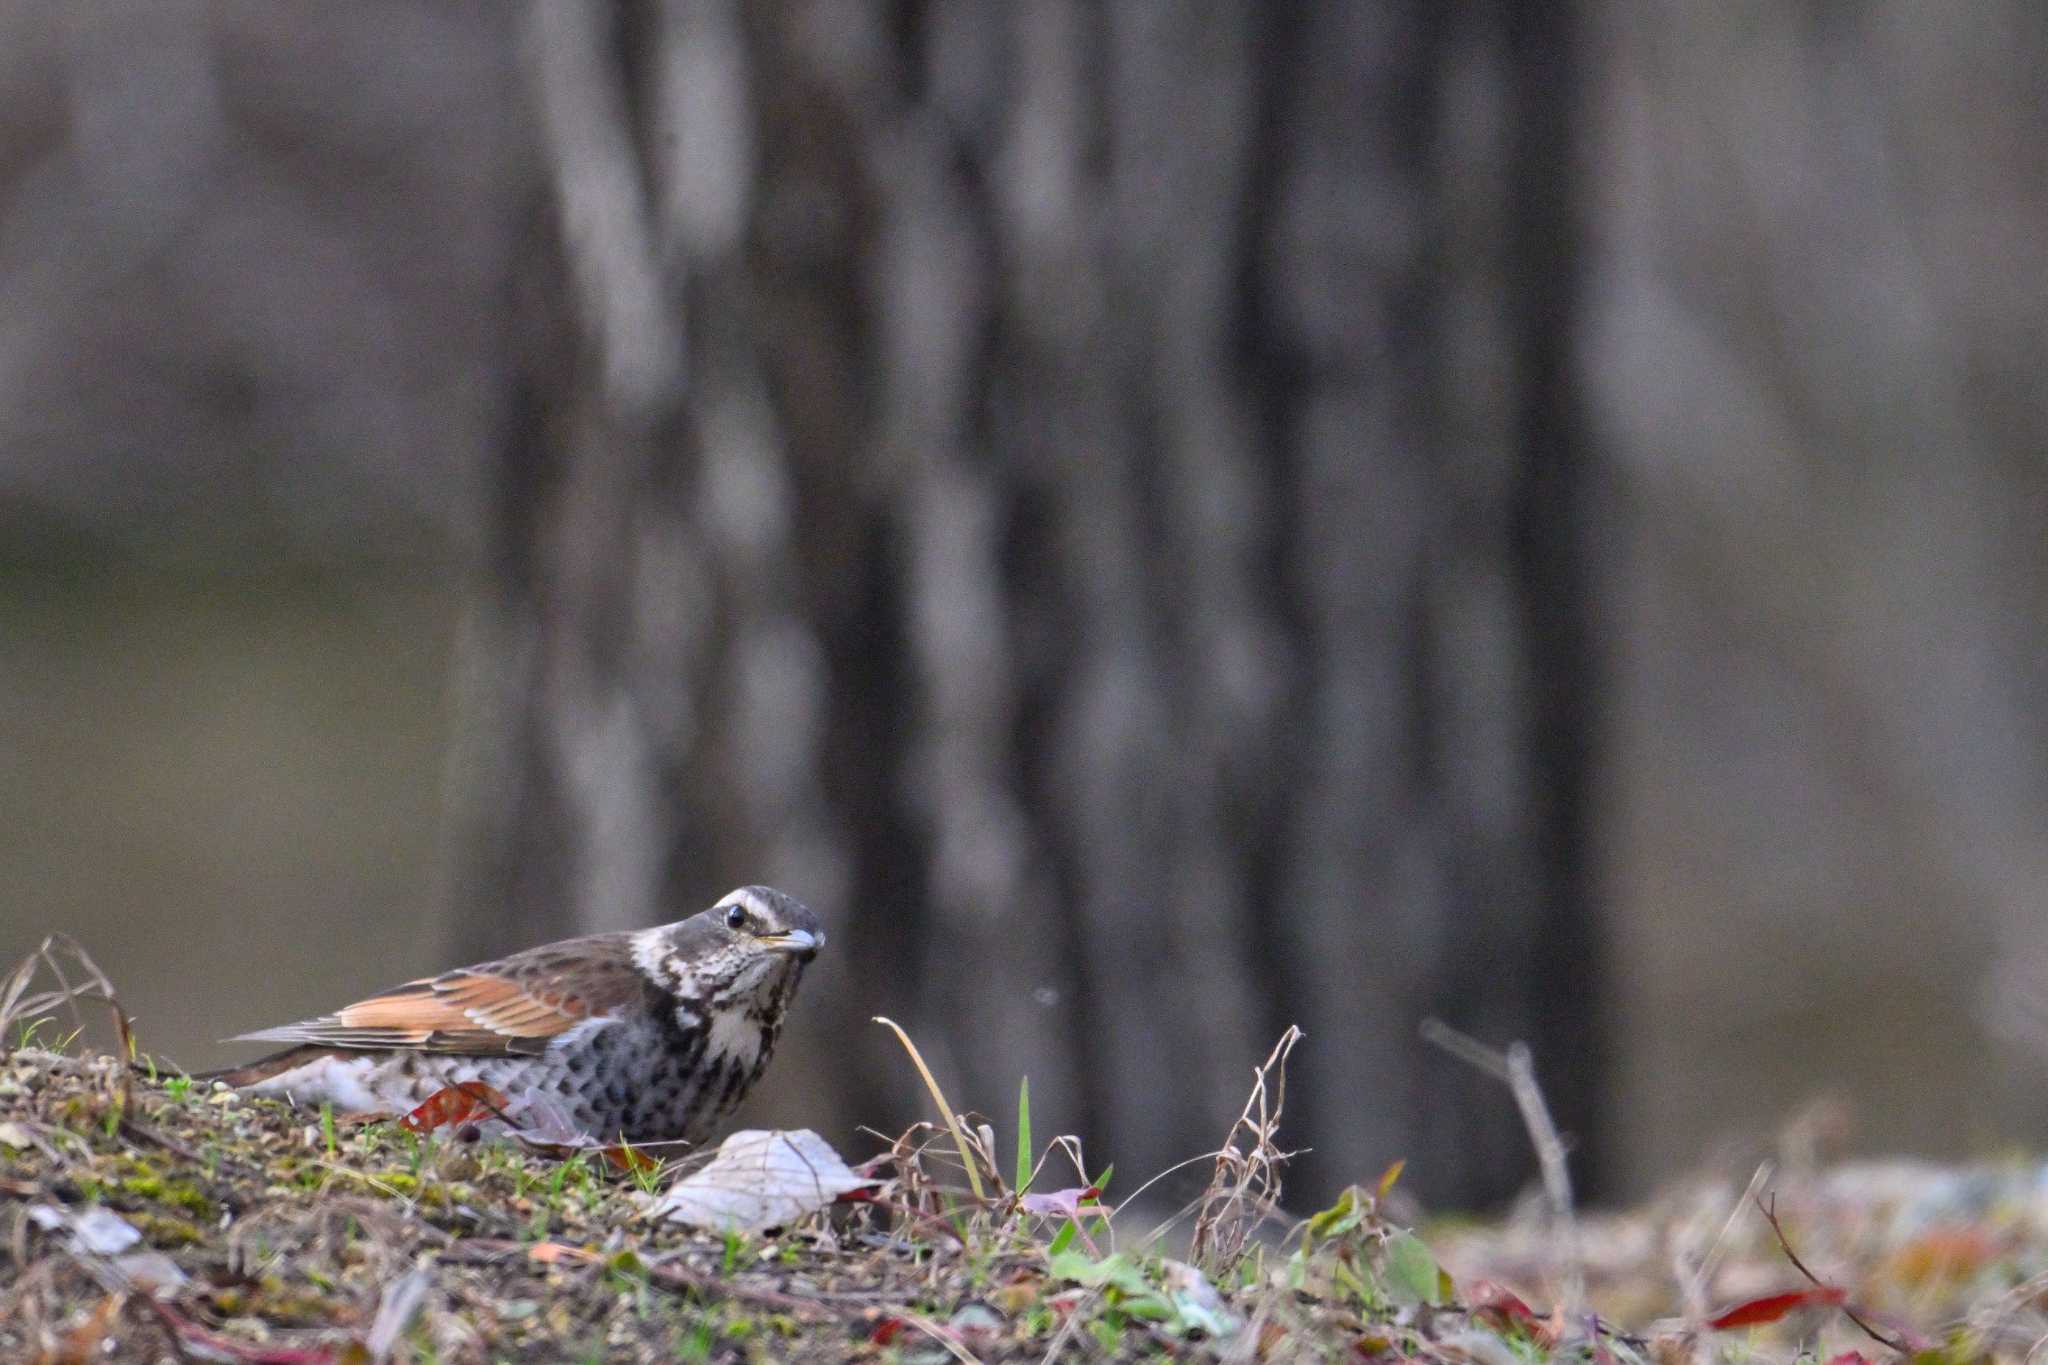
[{"left": 703, "top": 1002, "right": 766, "bottom": 1071}]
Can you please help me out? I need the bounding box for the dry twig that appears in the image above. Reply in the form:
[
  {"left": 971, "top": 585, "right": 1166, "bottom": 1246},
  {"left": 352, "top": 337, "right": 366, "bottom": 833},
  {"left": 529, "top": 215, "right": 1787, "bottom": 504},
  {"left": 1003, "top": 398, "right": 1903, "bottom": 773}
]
[
  {"left": 1753, "top": 1192, "right": 1906, "bottom": 1353},
  {"left": 1422, "top": 1019, "right": 1584, "bottom": 1311}
]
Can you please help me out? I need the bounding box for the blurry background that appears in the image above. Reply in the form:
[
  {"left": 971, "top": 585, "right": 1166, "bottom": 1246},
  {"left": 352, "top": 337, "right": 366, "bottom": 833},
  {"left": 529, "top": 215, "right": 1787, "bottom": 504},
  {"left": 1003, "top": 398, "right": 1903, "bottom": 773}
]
[{"left": 1, "top": 1, "right": 2042, "bottom": 1211}]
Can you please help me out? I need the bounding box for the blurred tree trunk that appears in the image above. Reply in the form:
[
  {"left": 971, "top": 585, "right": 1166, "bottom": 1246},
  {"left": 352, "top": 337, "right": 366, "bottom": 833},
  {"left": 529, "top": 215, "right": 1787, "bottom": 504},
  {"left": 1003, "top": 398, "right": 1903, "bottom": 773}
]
[
  {"left": 1586, "top": 0, "right": 2048, "bottom": 1188},
  {"left": 445, "top": 0, "right": 1598, "bottom": 1209}
]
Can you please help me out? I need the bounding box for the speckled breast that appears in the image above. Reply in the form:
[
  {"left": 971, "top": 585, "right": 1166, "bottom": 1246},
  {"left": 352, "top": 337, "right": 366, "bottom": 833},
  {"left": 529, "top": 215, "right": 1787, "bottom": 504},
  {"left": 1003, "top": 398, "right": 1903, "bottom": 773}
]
[{"left": 547, "top": 1013, "right": 778, "bottom": 1146}]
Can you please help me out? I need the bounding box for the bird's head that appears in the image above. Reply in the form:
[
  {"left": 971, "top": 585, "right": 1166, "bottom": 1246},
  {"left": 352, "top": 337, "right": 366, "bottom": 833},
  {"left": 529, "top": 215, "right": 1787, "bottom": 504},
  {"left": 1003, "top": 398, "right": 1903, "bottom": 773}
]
[{"left": 635, "top": 886, "right": 824, "bottom": 1006}]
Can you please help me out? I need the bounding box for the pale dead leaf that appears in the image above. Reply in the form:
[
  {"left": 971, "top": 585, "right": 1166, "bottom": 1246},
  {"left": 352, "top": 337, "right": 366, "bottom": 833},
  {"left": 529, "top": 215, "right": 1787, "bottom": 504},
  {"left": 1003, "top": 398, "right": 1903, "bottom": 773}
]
[
  {"left": 650, "top": 1128, "right": 872, "bottom": 1233},
  {"left": 113, "top": 1251, "right": 189, "bottom": 1293},
  {"left": 29, "top": 1203, "right": 142, "bottom": 1256}
]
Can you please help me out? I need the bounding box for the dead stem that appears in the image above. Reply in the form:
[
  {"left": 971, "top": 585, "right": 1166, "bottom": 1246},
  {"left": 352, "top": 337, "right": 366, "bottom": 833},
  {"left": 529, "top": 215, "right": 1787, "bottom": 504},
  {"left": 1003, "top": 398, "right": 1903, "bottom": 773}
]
[
  {"left": 1422, "top": 1018, "right": 1583, "bottom": 1311},
  {"left": 1190, "top": 1026, "right": 1303, "bottom": 1270}
]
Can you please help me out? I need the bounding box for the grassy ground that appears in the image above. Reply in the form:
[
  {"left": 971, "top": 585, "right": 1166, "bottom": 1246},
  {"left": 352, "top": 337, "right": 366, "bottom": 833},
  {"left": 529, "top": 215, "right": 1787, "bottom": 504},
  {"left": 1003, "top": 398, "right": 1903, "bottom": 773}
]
[{"left": 2, "top": 956, "right": 2046, "bottom": 1362}]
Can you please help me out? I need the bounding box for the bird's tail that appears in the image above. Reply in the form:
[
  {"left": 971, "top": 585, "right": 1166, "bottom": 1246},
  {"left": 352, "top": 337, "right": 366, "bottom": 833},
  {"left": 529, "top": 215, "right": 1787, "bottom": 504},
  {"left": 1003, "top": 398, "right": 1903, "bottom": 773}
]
[{"left": 189, "top": 1044, "right": 327, "bottom": 1087}]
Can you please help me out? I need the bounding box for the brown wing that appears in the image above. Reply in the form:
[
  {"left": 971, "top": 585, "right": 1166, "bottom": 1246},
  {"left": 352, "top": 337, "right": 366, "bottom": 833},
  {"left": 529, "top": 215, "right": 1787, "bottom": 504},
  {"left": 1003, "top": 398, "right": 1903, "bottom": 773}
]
[{"left": 227, "top": 932, "right": 647, "bottom": 1057}]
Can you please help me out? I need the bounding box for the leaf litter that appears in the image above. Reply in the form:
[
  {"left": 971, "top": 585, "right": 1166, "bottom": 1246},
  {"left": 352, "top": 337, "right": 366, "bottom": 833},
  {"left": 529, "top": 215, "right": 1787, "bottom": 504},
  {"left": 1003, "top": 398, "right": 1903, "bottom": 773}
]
[{"left": 2, "top": 940, "right": 2047, "bottom": 1361}]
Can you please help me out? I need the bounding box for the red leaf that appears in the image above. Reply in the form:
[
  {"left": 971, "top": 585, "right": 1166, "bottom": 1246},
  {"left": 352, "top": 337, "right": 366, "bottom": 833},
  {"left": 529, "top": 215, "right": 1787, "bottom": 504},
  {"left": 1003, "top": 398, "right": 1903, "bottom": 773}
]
[
  {"left": 1467, "top": 1279, "right": 1538, "bottom": 1323},
  {"left": 1468, "top": 1280, "right": 1560, "bottom": 1344},
  {"left": 1707, "top": 1286, "right": 1847, "bottom": 1330},
  {"left": 599, "top": 1143, "right": 660, "bottom": 1174},
  {"left": 399, "top": 1082, "right": 512, "bottom": 1133},
  {"left": 869, "top": 1316, "right": 908, "bottom": 1346}
]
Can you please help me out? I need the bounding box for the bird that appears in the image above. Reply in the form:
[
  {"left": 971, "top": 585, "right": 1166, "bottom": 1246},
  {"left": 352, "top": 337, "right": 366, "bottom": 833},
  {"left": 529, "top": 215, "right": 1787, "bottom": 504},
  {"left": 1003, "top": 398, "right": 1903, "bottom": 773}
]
[{"left": 206, "top": 886, "right": 823, "bottom": 1147}]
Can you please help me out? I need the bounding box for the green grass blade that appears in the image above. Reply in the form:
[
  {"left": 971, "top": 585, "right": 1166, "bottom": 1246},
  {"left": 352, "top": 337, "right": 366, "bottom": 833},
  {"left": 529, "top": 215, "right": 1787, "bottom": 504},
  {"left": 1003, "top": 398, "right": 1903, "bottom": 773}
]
[{"left": 1014, "top": 1076, "right": 1032, "bottom": 1195}]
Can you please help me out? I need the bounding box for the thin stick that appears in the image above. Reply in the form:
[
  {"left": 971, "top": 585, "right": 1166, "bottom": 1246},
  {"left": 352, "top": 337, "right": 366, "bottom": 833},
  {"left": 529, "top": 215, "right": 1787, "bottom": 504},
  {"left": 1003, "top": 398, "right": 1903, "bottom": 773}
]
[
  {"left": 1753, "top": 1193, "right": 1904, "bottom": 1352},
  {"left": 1421, "top": 1020, "right": 1582, "bottom": 1311},
  {"left": 1682, "top": 1160, "right": 1774, "bottom": 1321}
]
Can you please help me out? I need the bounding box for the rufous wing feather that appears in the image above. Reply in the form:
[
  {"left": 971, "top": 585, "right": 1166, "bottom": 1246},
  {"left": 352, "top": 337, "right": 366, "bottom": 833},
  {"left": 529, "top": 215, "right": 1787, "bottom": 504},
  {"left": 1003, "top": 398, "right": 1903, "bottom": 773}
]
[{"left": 229, "top": 969, "right": 604, "bottom": 1057}]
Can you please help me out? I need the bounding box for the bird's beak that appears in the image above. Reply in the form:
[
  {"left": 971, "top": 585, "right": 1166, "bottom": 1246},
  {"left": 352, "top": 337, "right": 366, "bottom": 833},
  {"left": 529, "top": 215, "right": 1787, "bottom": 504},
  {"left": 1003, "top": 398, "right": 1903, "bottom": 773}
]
[{"left": 762, "top": 928, "right": 821, "bottom": 960}]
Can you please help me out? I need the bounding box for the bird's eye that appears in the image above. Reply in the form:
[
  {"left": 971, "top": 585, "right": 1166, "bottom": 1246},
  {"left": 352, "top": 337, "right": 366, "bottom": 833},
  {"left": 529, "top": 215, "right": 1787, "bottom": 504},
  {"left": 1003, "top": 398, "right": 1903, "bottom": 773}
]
[{"left": 724, "top": 904, "right": 748, "bottom": 931}]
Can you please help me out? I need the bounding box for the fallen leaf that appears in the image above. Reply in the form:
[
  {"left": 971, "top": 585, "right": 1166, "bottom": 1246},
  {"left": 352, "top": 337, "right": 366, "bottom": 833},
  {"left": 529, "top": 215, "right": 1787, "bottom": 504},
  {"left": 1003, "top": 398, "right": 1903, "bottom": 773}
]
[
  {"left": 398, "top": 1082, "right": 511, "bottom": 1134},
  {"left": 1467, "top": 1279, "right": 1539, "bottom": 1327},
  {"left": 601, "top": 1143, "right": 661, "bottom": 1175},
  {"left": 115, "top": 1250, "right": 190, "bottom": 1293},
  {"left": 650, "top": 1129, "right": 872, "bottom": 1233},
  {"left": 29, "top": 1203, "right": 142, "bottom": 1256},
  {"left": 1706, "top": 1286, "right": 1846, "bottom": 1330},
  {"left": 526, "top": 1242, "right": 595, "bottom": 1265}
]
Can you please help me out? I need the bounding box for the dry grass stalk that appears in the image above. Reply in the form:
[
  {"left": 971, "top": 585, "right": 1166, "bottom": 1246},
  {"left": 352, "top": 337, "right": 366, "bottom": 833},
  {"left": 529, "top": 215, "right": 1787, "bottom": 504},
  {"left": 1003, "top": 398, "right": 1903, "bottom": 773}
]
[
  {"left": 873, "top": 1015, "right": 988, "bottom": 1203},
  {"left": 0, "top": 933, "right": 131, "bottom": 1059},
  {"left": 1676, "top": 1159, "right": 1775, "bottom": 1324},
  {"left": 0, "top": 933, "right": 135, "bottom": 1125},
  {"left": 10, "top": 939, "right": 2043, "bottom": 1361},
  {"left": 1189, "top": 1025, "right": 1303, "bottom": 1271}
]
